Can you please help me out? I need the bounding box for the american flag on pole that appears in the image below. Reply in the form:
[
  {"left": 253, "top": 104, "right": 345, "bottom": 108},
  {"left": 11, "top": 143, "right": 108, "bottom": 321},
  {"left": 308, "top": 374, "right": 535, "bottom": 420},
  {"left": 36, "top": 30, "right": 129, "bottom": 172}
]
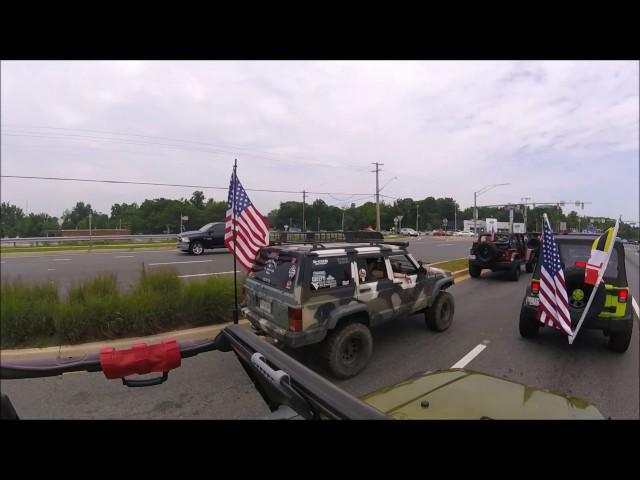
[
  {"left": 224, "top": 172, "right": 270, "bottom": 271},
  {"left": 536, "top": 214, "right": 572, "bottom": 336}
]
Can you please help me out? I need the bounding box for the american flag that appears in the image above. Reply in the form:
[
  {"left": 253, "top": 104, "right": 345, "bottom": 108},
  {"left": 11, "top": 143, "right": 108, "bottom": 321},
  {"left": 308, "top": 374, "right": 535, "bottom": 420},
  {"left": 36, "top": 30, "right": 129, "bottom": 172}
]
[
  {"left": 224, "top": 172, "right": 270, "bottom": 271},
  {"left": 536, "top": 216, "right": 572, "bottom": 336}
]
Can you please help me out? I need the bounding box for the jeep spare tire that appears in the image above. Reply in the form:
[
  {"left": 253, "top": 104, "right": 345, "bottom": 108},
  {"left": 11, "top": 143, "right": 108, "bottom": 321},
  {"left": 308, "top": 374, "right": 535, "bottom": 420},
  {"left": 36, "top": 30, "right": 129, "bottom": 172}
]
[
  {"left": 563, "top": 266, "right": 606, "bottom": 325},
  {"left": 476, "top": 243, "right": 497, "bottom": 262}
]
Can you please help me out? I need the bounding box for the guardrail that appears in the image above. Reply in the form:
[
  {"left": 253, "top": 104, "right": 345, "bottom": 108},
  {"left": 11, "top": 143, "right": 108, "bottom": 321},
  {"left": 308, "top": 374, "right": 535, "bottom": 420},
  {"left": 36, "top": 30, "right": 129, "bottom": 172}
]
[{"left": 1, "top": 234, "right": 177, "bottom": 247}]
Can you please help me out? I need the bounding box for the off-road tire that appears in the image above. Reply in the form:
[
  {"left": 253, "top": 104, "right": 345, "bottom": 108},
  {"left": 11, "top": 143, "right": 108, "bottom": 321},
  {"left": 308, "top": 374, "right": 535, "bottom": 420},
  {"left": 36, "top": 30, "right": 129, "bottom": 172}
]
[
  {"left": 469, "top": 264, "right": 482, "bottom": 278},
  {"left": 608, "top": 323, "right": 632, "bottom": 353},
  {"left": 322, "top": 321, "right": 373, "bottom": 379},
  {"left": 509, "top": 263, "right": 521, "bottom": 281},
  {"left": 190, "top": 241, "right": 205, "bottom": 256},
  {"left": 426, "top": 291, "right": 455, "bottom": 332},
  {"left": 519, "top": 309, "right": 539, "bottom": 338}
]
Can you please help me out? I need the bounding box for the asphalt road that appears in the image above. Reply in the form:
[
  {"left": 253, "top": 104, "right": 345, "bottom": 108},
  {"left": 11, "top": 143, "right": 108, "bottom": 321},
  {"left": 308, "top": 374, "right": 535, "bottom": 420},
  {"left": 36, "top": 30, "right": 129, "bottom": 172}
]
[
  {"left": 0, "top": 236, "right": 475, "bottom": 292},
  {"left": 2, "top": 244, "right": 637, "bottom": 419}
]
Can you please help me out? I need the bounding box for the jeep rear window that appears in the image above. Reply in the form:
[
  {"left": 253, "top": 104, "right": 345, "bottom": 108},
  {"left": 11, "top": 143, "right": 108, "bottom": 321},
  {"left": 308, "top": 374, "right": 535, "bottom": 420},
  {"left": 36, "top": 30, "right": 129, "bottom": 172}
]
[
  {"left": 308, "top": 256, "right": 353, "bottom": 291},
  {"left": 252, "top": 249, "right": 301, "bottom": 290},
  {"left": 558, "top": 242, "right": 619, "bottom": 280}
]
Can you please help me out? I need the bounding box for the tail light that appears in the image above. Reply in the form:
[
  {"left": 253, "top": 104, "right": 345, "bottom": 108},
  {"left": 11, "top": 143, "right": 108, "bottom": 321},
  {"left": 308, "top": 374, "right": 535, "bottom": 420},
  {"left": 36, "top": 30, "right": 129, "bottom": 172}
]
[
  {"left": 618, "top": 290, "right": 628, "bottom": 303},
  {"left": 288, "top": 307, "right": 303, "bottom": 332},
  {"left": 574, "top": 261, "right": 587, "bottom": 267},
  {"left": 531, "top": 280, "right": 540, "bottom": 295}
]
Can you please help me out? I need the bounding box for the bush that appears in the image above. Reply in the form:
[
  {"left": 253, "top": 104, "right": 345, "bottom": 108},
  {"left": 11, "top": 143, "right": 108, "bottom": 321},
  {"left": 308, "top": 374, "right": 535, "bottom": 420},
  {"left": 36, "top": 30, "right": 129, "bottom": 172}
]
[
  {"left": 1, "top": 269, "right": 241, "bottom": 348},
  {"left": 1, "top": 281, "right": 59, "bottom": 348}
]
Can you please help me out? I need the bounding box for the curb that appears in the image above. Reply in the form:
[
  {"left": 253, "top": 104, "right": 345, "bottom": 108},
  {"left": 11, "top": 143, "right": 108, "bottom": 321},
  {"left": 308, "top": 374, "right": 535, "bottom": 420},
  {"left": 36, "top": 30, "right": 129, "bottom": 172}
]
[
  {"left": 0, "top": 320, "right": 250, "bottom": 361},
  {"left": 452, "top": 269, "right": 469, "bottom": 279}
]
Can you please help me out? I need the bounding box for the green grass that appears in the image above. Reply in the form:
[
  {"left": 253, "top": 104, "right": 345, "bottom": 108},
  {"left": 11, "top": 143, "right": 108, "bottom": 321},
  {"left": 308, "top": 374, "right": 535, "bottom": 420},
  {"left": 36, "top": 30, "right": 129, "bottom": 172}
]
[
  {"left": 0, "top": 269, "right": 242, "bottom": 349},
  {"left": 1, "top": 242, "right": 176, "bottom": 254},
  {"left": 428, "top": 257, "right": 468, "bottom": 273}
]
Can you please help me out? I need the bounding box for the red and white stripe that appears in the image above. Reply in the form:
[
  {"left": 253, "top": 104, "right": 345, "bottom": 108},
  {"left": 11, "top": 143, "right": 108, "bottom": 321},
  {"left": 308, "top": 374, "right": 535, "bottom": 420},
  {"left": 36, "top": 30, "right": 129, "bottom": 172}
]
[
  {"left": 225, "top": 206, "right": 269, "bottom": 271},
  {"left": 537, "top": 266, "right": 572, "bottom": 336}
]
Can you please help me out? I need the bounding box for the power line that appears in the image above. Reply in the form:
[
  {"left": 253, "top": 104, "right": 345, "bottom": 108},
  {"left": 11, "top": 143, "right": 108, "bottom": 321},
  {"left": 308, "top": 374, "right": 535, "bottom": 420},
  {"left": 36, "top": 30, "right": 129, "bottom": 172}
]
[{"left": 0, "top": 175, "right": 376, "bottom": 197}]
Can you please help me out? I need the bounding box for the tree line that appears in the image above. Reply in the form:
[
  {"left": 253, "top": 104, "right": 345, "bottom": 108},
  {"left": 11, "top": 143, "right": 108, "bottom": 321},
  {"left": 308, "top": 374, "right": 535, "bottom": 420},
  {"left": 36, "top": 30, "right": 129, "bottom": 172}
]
[{"left": 1, "top": 192, "right": 638, "bottom": 240}]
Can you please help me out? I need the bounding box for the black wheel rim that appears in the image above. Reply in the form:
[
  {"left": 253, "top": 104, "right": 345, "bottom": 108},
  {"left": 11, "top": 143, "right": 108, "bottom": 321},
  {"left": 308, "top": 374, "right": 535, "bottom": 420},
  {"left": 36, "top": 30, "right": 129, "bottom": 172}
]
[
  {"left": 340, "top": 337, "right": 361, "bottom": 366},
  {"left": 439, "top": 301, "right": 451, "bottom": 326}
]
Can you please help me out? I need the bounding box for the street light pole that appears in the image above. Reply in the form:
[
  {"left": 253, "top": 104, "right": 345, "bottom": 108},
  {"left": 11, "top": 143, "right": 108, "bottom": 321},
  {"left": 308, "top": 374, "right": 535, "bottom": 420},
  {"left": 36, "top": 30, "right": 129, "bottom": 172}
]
[
  {"left": 371, "top": 162, "right": 384, "bottom": 231},
  {"left": 474, "top": 183, "right": 510, "bottom": 234},
  {"left": 416, "top": 205, "right": 419, "bottom": 232}
]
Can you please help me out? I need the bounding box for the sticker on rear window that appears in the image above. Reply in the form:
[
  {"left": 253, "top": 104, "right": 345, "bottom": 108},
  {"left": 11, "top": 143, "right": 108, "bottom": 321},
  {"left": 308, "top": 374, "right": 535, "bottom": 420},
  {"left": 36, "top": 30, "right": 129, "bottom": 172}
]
[{"left": 313, "top": 259, "right": 329, "bottom": 266}]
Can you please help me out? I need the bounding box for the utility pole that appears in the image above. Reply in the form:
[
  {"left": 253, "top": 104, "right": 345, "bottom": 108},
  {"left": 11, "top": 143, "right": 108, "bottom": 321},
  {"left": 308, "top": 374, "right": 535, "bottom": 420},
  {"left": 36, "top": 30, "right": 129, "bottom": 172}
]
[
  {"left": 342, "top": 208, "right": 345, "bottom": 231},
  {"left": 521, "top": 197, "right": 531, "bottom": 232},
  {"left": 302, "top": 190, "right": 306, "bottom": 231},
  {"left": 416, "top": 205, "right": 419, "bottom": 232},
  {"left": 317, "top": 217, "right": 320, "bottom": 232},
  {"left": 454, "top": 205, "right": 457, "bottom": 232},
  {"left": 371, "top": 162, "right": 384, "bottom": 232}
]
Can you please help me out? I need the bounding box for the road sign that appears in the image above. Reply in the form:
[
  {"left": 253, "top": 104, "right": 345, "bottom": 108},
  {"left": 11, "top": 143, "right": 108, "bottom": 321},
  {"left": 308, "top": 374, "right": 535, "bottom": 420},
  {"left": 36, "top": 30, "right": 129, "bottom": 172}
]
[{"left": 181, "top": 215, "right": 189, "bottom": 221}]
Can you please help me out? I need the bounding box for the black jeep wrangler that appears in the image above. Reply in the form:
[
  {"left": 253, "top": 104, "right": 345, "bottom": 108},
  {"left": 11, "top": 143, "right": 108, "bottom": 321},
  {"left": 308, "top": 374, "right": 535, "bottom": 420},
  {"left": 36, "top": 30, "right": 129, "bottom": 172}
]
[
  {"left": 519, "top": 234, "right": 634, "bottom": 352},
  {"left": 468, "top": 232, "right": 537, "bottom": 281}
]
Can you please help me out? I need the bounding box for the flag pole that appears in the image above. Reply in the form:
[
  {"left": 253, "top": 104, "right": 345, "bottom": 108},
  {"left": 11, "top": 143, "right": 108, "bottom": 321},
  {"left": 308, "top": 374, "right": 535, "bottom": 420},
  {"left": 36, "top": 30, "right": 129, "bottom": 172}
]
[
  {"left": 233, "top": 158, "right": 238, "bottom": 324},
  {"left": 569, "top": 217, "right": 620, "bottom": 344}
]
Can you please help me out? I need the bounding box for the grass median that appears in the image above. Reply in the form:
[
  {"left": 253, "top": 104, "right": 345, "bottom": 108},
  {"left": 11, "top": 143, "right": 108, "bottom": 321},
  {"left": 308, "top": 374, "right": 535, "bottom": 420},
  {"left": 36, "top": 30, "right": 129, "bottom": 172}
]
[
  {"left": 428, "top": 257, "right": 468, "bottom": 272},
  {"left": 1, "top": 242, "right": 176, "bottom": 254},
  {"left": 0, "top": 268, "right": 240, "bottom": 349}
]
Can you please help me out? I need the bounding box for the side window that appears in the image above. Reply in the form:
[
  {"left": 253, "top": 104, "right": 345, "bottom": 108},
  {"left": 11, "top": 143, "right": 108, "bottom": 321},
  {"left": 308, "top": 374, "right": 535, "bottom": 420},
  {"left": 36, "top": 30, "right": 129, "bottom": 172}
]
[
  {"left": 308, "top": 256, "right": 353, "bottom": 292},
  {"left": 389, "top": 254, "right": 418, "bottom": 275},
  {"left": 356, "top": 256, "right": 389, "bottom": 283},
  {"left": 212, "top": 224, "right": 225, "bottom": 235}
]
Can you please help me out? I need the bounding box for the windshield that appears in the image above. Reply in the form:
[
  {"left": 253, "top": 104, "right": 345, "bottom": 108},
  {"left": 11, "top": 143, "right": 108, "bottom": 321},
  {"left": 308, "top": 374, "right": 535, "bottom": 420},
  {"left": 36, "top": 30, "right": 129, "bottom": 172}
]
[
  {"left": 558, "top": 242, "right": 619, "bottom": 280},
  {"left": 198, "top": 223, "right": 215, "bottom": 232}
]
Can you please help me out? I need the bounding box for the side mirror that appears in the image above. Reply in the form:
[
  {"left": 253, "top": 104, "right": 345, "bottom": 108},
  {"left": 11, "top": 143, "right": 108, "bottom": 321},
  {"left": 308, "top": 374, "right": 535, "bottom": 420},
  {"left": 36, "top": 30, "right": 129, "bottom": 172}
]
[
  {"left": 417, "top": 260, "right": 427, "bottom": 275},
  {"left": 527, "top": 238, "right": 540, "bottom": 250}
]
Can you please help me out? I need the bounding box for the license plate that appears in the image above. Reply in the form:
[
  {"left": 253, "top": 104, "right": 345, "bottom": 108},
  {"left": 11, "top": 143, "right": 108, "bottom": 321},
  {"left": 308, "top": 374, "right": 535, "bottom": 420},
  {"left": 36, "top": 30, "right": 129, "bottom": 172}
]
[
  {"left": 468, "top": 255, "right": 476, "bottom": 260},
  {"left": 259, "top": 298, "right": 271, "bottom": 314},
  {"left": 525, "top": 296, "right": 540, "bottom": 306}
]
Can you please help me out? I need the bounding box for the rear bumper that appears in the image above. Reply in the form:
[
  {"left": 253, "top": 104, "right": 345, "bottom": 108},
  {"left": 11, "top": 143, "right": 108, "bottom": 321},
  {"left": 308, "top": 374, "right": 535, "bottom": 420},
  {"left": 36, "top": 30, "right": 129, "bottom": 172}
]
[
  {"left": 242, "top": 307, "right": 326, "bottom": 348},
  {"left": 520, "top": 301, "right": 633, "bottom": 333},
  {"left": 469, "top": 259, "right": 520, "bottom": 271}
]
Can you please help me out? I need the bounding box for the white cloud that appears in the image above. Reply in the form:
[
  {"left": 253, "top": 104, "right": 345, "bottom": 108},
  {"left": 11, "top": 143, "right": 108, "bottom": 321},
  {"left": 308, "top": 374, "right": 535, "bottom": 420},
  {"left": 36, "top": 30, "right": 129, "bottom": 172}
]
[{"left": 1, "top": 60, "right": 638, "bottom": 222}]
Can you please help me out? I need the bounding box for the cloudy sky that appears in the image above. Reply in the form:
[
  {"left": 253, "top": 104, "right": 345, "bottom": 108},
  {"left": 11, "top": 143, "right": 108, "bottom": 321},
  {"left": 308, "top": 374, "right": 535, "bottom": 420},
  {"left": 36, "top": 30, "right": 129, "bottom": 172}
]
[{"left": 1, "top": 61, "right": 638, "bottom": 222}]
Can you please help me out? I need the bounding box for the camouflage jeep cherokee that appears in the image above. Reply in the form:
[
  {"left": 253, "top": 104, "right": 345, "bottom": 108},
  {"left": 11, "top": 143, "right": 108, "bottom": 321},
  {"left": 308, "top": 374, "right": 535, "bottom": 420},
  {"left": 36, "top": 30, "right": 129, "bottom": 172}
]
[{"left": 241, "top": 231, "right": 455, "bottom": 378}]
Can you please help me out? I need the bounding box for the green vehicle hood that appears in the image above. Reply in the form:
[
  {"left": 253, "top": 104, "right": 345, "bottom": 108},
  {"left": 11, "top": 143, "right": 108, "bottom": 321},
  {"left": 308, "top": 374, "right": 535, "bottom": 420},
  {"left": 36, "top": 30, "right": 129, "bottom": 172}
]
[{"left": 360, "top": 369, "right": 604, "bottom": 419}]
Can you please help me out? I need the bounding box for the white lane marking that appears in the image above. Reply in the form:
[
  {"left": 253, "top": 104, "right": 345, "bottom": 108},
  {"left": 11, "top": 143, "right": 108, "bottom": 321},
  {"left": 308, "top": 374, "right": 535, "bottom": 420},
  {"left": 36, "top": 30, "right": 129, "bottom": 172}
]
[
  {"left": 436, "top": 243, "right": 456, "bottom": 247},
  {"left": 114, "top": 255, "right": 134, "bottom": 258},
  {"left": 0, "top": 249, "right": 184, "bottom": 260},
  {"left": 148, "top": 260, "right": 213, "bottom": 266},
  {"left": 451, "top": 344, "right": 487, "bottom": 369},
  {"left": 632, "top": 297, "right": 639, "bottom": 319},
  {"left": 52, "top": 258, "right": 72, "bottom": 261},
  {"left": 47, "top": 268, "right": 56, "bottom": 271},
  {"left": 177, "top": 271, "right": 236, "bottom": 278}
]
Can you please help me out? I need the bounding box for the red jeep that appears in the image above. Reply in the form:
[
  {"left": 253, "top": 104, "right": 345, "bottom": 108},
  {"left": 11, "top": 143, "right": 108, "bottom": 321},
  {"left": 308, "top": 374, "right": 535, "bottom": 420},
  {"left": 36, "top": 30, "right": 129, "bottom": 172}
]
[{"left": 468, "top": 232, "right": 537, "bottom": 281}]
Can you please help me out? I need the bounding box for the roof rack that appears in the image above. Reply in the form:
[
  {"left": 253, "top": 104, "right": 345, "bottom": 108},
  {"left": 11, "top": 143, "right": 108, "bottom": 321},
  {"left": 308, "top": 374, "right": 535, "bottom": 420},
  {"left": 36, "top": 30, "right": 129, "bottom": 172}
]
[{"left": 268, "top": 230, "right": 407, "bottom": 248}]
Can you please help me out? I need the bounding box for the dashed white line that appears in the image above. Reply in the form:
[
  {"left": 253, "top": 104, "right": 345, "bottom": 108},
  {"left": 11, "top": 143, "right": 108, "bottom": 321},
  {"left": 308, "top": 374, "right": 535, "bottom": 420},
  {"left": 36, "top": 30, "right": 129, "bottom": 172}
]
[
  {"left": 436, "top": 243, "right": 456, "bottom": 247},
  {"left": 451, "top": 344, "right": 487, "bottom": 369},
  {"left": 47, "top": 268, "right": 56, "bottom": 271},
  {"left": 632, "top": 297, "right": 639, "bottom": 319},
  {"left": 52, "top": 258, "right": 72, "bottom": 261},
  {"left": 148, "top": 260, "right": 213, "bottom": 266},
  {"left": 114, "top": 255, "right": 134, "bottom": 258},
  {"left": 177, "top": 271, "right": 236, "bottom": 278}
]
